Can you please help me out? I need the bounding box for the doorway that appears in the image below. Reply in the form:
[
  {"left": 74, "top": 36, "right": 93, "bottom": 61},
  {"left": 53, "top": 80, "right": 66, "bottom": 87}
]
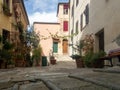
[
  {"left": 2, "top": 29, "right": 10, "bottom": 43},
  {"left": 63, "top": 39, "right": 68, "bottom": 54},
  {"left": 96, "top": 29, "right": 104, "bottom": 51}
]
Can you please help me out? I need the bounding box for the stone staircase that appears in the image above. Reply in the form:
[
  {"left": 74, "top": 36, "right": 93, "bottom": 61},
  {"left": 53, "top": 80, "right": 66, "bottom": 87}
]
[{"left": 54, "top": 54, "right": 73, "bottom": 61}]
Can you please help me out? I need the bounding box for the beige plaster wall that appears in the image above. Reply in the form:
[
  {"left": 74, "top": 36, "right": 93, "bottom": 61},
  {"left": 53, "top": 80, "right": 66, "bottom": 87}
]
[{"left": 34, "top": 23, "right": 61, "bottom": 57}]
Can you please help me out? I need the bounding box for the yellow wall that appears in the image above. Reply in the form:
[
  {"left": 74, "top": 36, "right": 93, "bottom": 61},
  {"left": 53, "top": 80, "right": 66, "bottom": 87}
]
[
  {"left": 0, "top": 0, "right": 12, "bottom": 33},
  {"left": 0, "top": 0, "right": 29, "bottom": 40}
]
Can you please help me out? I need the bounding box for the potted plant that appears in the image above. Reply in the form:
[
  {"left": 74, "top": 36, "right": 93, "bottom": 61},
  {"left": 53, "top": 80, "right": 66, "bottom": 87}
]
[
  {"left": 71, "top": 40, "right": 84, "bottom": 68},
  {"left": 50, "top": 55, "right": 56, "bottom": 65},
  {"left": 15, "top": 53, "right": 24, "bottom": 67},
  {"left": 84, "top": 51, "right": 106, "bottom": 68},
  {"left": 71, "top": 54, "right": 84, "bottom": 68},
  {"left": 32, "top": 46, "right": 42, "bottom": 66},
  {"left": 7, "top": 60, "right": 15, "bottom": 69},
  {"left": 0, "top": 49, "right": 12, "bottom": 68},
  {"left": 0, "top": 41, "right": 14, "bottom": 68}
]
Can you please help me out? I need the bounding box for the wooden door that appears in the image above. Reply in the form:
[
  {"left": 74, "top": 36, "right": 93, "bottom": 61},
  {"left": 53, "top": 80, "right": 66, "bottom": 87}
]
[
  {"left": 63, "top": 40, "right": 68, "bottom": 54},
  {"left": 53, "top": 42, "right": 58, "bottom": 53}
]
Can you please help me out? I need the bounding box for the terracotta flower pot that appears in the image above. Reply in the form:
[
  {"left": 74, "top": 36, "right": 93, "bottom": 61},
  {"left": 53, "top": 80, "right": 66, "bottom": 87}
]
[
  {"left": 75, "top": 59, "right": 84, "bottom": 68},
  {"left": 50, "top": 59, "right": 56, "bottom": 65}
]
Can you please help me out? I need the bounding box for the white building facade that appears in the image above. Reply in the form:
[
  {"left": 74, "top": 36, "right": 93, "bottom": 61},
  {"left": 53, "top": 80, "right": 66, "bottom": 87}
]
[
  {"left": 69, "top": 0, "right": 120, "bottom": 65},
  {"left": 69, "top": 0, "right": 90, "bottom": 55}
]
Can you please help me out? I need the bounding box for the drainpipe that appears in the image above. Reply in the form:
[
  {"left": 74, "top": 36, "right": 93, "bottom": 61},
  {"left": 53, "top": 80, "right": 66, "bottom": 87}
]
[{"left": 72, "top": 0, "right": 75, "bottom": 55}]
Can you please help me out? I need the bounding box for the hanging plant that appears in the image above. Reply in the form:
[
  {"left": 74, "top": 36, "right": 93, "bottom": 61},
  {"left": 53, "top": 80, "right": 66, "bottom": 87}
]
[
  {"left": 19, "top": 33, "right": 24, "bottom": 42},
  {"left": 2, "top": 3, "right": 12, "bottom": 16},
  {"left": 17, "top": 21, "right": 24, "bottom": 33}
]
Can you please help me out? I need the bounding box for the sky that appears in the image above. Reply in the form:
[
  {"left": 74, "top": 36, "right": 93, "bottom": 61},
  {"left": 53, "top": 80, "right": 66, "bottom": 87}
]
[{"left": 24, "top": 0, "right": 69, "bottom": 25}]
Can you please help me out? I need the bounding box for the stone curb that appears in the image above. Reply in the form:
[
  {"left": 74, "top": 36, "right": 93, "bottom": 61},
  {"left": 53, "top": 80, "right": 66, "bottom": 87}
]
[
  {"left": 69, "top": 75, "right": 120, "bottom": 90},
  {"left": 93, "top": 69, "right": 120, "bottom": 74},
  {"left": 39, "top": 78, "right": 61, "bottom": 90}
]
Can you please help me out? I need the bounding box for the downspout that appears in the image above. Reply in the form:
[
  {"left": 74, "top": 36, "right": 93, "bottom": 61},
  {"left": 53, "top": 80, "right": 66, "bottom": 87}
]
[{"left": 72, "top": 0, "right": 75, "bottom": 55}]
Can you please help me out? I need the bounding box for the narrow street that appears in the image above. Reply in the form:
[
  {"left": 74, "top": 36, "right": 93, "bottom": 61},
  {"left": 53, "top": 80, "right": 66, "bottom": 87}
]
[{"left": 0, "top": 59, "right": 120, "bottom": 90}]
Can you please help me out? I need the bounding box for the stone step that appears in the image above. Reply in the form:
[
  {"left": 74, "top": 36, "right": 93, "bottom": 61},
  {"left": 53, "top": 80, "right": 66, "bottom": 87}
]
[
  {"left": 69, "top": 71, "right": 120, "bottom": 90},
  {"left": 55, "top": 55, "right": 73, "bottom": 61}
]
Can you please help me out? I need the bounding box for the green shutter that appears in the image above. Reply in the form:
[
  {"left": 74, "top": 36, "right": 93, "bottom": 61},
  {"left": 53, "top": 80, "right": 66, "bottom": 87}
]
[{"left": 53, "top": 42, "right": 58, "bottom": 53}]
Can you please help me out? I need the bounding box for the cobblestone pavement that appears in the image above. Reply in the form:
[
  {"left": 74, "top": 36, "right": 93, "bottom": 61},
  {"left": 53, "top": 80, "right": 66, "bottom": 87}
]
[{"left": 0, "top": 60, "right": 120, "bottom": 90}]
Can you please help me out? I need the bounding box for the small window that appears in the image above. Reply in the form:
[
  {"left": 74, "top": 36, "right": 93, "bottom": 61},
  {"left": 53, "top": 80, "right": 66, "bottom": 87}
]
[
  {"left": 71, "top": 5, "right": 74, "bottom": 17},
  {"left": 84, "top": 4, "right": 89, "bottom": 25},
  {"left": 76, "top": 21, "right": 79, "bottom": 34},
  {"left": 76, "top": 0, "right": 79, "bottom": 6},
  {"left": 63, "top": 4, "right": 68, "bottom": 15},
  {"left": 63, "top": 21, "right": 68, "bottom": 31},
  {"left": 80, "top": 14, "right": 83, "bottom": 31}
]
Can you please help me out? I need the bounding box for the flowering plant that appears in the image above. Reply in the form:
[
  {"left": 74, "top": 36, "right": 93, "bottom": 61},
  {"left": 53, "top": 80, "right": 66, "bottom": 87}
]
[{"left": 82, "top": 34, "right": 94, "bottom": 54}]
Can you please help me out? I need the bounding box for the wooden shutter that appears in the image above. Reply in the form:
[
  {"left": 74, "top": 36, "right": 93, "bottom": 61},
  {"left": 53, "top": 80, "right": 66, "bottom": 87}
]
[{"left": 63, "top": 21, "right": 68, "bottom": 31}]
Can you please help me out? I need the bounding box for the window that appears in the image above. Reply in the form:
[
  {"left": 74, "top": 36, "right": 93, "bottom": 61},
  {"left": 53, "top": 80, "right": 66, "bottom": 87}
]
[
  {"left": 4, "top": 0, "right": 9, "bottom": 6},
  {"left": 53, "top": 42, "right": 58, "bottom": 53},
  {"left": 76, "top": 21, "right": 79, "bottom": 34},
  {"left": 63, "top": 4, "right": 68, "bottom": 15},
  {"left": 71, "top": 30, "right": 73, "bottom": 41},
  {"left": 80, "top": 4, "right": 89, "bottom": 30},
  {"left": 63, "top": 21, "right": 68, "bottom": 31},
  {"left": 80, "top": 14, "right": 83, "bottom": 31},
  {"left": 76, "top": 0, "right": 79, "bottom": 6},
  {"left": 84, "top": 4, "right": 89, "bottom": 24},
  {"left": 2, "top": 29, "right": 10, "bottom": 44},
  {"left": 71, "top": 5, "right": 74, "bottom": 17}
]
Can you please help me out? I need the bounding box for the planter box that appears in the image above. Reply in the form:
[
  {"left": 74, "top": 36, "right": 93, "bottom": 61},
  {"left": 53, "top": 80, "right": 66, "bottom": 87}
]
[
  {"left": 76, "top": 59, "right": 84, "bottom": 68},
  {"left": 7, "top": 65, "right": 15, "bottom": 69},
  {"left": 92, "top": 60, "right": 104, "bottom": 68},
  {"left": 15, "top": 59, "right": 25, "bottom": 67}
]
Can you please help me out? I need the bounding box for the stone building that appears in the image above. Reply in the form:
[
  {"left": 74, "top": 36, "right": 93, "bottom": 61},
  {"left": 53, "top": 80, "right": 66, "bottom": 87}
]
[
  {"left": 69, "top": 0, "right": 90, "bottom": 55},
  {"left": 34, "top": 3, "right": 69, "bottom": 60},
  {"left": 69, "top": 0, "right": 120, "bottom": 65},
  {"left": 0, "top": 0, "right": 29, "bottom": 68},
  {"left": 0, "top": 0, "right": 29, "bottom": 44}
]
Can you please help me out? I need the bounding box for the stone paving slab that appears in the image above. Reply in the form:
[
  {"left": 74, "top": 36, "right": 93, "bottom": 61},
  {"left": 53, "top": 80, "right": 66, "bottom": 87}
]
[
  {"left": 40, "top": 73, "right": 110, "bottom": 90},
  {"left": 93, "top": 66, "right": 120, "bottom": 73},
  {"left": 19, "top": 82, "right": 49, "bottom": 90},
  {"left": 69, "top": 72, "right": 120, "bottom": 90}
]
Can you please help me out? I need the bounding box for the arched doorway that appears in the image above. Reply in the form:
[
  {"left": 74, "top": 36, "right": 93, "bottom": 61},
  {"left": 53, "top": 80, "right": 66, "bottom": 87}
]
[{"left": 62, "top": 39, "right": 68, "bottom": 54}]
